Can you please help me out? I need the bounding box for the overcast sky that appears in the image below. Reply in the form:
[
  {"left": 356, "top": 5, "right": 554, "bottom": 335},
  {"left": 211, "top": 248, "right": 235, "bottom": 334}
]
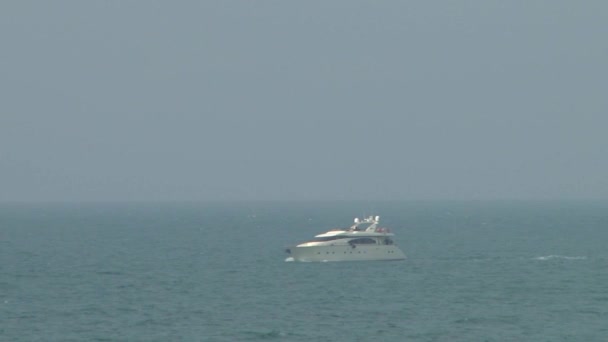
[{"left": 1, "top": 1, "right": 607, "bottom": 202}]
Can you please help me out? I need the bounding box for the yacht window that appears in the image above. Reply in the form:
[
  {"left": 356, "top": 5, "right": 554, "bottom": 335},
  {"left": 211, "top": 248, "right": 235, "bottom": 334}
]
[{"left": 349, "top": 238, "right": 376, "bottom": 245}]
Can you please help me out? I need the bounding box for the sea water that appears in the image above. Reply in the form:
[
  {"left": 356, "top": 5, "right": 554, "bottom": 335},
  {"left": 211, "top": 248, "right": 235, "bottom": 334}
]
[{"left": 1, "top": 201, "right": 607, "bottom": 341}]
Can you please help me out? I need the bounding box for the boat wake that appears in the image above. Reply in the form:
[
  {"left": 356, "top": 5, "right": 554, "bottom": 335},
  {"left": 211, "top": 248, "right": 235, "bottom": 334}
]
[
  {"left": 284, "top": 257, "right": 294, "bottom": 262},
  {"left": 534, "top": 255, "right": 587, "bottom": 261}
]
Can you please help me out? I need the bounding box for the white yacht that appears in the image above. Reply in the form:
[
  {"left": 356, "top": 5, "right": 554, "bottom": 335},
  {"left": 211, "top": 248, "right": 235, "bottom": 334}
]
[{"left": 285, "top": 215, "right": 406, "bottom": 262}]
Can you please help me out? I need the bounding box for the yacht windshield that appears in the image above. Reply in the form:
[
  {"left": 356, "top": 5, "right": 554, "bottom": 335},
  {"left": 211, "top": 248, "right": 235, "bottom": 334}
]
[{"left": 310, "top": 236, "right": 346, "bottom": 242}]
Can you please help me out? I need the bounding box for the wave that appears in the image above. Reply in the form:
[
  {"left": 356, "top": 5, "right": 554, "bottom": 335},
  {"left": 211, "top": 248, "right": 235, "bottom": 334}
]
[
  {"left": 242, "top": 330, "right": 290, "bottom": 340},
  {"left": 534, "top": 255, "right": 587, "bottom": 261}
]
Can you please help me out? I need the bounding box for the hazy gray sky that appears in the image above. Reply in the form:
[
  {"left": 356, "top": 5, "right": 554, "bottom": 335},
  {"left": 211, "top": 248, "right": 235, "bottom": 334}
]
[{"left": 1, "top": 1, "right": 607, "bottom": 201}]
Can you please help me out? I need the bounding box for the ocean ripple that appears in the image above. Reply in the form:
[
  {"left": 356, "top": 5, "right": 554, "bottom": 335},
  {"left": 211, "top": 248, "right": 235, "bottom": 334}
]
[{"left": 534, "top": 255, "right": 587, "bottom": 261}]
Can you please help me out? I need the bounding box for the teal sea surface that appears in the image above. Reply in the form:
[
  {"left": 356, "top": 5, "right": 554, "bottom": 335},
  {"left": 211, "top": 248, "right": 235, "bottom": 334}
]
[{"left": 1, "top": 201, "right": 607, "bottom": 341}]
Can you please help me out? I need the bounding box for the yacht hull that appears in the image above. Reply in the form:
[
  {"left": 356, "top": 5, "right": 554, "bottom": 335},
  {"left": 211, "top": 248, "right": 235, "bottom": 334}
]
[{"left": 286, "top": 245, "right": 406, "bottom": 262}]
